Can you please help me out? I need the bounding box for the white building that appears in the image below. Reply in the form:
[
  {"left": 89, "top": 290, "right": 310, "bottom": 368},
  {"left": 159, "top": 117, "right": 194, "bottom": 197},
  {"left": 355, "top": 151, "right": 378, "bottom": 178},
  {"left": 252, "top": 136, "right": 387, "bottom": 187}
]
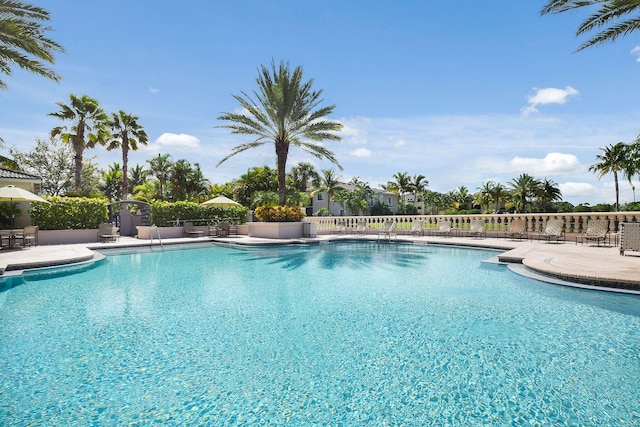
[{"left": 310, "top": 182, "right": 399, "bottom": 216}]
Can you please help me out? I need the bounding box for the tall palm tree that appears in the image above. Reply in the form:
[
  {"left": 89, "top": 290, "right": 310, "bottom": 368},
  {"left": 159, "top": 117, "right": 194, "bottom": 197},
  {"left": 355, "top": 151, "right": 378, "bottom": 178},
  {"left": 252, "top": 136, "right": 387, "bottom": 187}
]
[
  {"left": 0, "top": 1, "right": 63, "bottom": 89},
  {"left": 589, "top": 142, "right": 628, "bottom": 211},
  {"left": 146, "top": 153, "right": 172, "bottom": 200},
  {"left": 509, "top": 173, "right": 542, "bottom": 213},
  {"left": 49, "top": 94, "right": 109, "bottom": 193},
  {"left": 217, "top": 60, "right": 343, "bottom": 206},
  {"left": 541, "top": 1, "right": 640, "bottom": 52},
  {"left": 106, "top": 110, "right": 148, "bottom": 200}
]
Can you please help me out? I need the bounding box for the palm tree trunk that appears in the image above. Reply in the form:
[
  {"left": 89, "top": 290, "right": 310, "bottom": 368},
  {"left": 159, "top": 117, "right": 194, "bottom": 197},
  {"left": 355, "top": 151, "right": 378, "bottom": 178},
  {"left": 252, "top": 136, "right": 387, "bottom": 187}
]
[
  {"left": 614, "top": 172, "right": 619, "bottom": 211},
  {"left": 74, "top": 142, "right": 83, "bottom": 193},
  {"left": 276, "top": 141, "right": 289, "bottom": 206},
  {"left": 121, "top": 141, "right": 129, "bottom": 200}
]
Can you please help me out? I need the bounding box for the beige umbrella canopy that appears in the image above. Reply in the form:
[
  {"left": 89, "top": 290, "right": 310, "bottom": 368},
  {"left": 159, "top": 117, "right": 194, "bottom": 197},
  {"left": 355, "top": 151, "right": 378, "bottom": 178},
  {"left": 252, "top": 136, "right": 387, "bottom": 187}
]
[
  {"left": 201, "top": 195, "right": 241, "bottom": 207},
  {"left": 0, "top": 185, "right": 50, "bottom": 228}
]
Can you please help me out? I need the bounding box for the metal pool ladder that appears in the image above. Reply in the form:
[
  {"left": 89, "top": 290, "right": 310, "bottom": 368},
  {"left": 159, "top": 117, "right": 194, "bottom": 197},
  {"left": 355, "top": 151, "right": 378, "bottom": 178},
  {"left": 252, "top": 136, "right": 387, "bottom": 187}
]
[{"left": 150, "top": 225, "right": 164, "bottom": 251}]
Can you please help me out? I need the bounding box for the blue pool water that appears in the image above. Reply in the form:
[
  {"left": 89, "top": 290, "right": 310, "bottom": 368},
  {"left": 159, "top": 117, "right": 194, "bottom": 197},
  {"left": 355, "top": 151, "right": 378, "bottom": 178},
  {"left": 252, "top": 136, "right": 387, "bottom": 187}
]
[{"left": 0, "top": 242, "right": 639, "bottom": 426}]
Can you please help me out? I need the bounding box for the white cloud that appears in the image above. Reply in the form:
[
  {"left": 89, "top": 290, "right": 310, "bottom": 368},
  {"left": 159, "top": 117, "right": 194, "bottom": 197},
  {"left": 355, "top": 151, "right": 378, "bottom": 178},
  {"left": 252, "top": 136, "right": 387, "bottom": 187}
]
[
  {"left": 154, "top": 133, "right": 200, "bottom": 148},
  {"left": 559, "top": 182, "right": 596, "bottom": 198},
  {"left": 149, "top": 87, "right": 160, "bottom": 94},
  {"left": 508, "top": 152, "right": 583, "bottom": 175},
  {"left": 631, "top": 45, "right": 640, "bottom": 62},
  {"left": 350, "top": 147, "right": 371, "bottom": 157},
  {"left": 521, "top": 86, "right": 579, "bottom": 117}
]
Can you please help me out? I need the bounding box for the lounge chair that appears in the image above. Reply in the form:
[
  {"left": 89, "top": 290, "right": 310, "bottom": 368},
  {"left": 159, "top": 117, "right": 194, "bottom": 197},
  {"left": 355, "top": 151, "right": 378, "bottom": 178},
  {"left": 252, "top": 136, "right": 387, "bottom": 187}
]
[
  {"left": 98, "top": 223, "right": 119, "bottom": 242},
  {"left": 184, "top": 222, "right": 204, "bottom": 238},
  {"left": 333, "top": 220, "right": 348, "bottom": 235},
  {"left": 408, "top": 220, "right": 424, "bottom": 237},
  {"left": 14, "top": 226, "right": 39, "bottom": 247},
  {"left": 431, "top": 220, "right": 452, "bottom": 237},
  {"left": 503, "top": 219, "right": 527, "bottom": 240},
  {"left": 353, "top": 221, "right": 367, "bottom": 235},
  {"left": 466, "top": 220, "right": 485, "bottom": 239},
  {"left": 578, "top": 219, "right": 609, "bottom": 247},
  {"left": 535, "top": 219, "right": 564, "bottom": 243},
  {"left": 620, "top": 222, "right": 640, "bottom": 255},
  {"left": 378, "top": 220, "right": 396, "bottom": 240}
]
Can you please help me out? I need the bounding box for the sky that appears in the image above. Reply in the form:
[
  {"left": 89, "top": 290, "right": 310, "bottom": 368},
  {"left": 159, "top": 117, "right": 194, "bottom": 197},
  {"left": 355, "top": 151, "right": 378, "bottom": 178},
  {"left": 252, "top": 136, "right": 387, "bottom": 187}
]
[{"left": 2, "top": 0, "right": 640, "bottom": 206}]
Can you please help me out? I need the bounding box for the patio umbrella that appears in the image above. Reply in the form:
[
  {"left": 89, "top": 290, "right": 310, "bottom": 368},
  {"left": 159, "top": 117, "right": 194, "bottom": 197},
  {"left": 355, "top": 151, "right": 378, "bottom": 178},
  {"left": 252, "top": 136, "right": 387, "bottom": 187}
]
[
  {"left": 201, "top": 195, "right": 241, "bottom": 207},
  {"left": 0, "top": 185, "right": 50, "bottom": 228}
]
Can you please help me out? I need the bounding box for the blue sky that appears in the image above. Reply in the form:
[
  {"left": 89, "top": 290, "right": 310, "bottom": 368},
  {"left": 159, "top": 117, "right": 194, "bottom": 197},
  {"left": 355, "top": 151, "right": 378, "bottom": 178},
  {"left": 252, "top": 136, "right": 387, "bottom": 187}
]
[{"left": 3, "top": 1, "right": 640, "bottom": 205}]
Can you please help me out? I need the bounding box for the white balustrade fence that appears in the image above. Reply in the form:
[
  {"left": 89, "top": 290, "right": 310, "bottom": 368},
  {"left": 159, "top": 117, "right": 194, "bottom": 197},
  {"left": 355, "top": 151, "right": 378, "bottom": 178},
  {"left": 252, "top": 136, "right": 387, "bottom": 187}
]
[{"left": 303, "top": 212, "right": 640, "bottom": 235}]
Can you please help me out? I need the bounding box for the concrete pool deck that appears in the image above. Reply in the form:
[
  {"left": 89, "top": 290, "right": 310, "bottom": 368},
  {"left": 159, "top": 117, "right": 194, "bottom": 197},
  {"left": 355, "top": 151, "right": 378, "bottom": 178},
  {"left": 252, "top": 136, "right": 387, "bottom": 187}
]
[{"left": 0, "top": 233, "right": 638, "bottom": 294}]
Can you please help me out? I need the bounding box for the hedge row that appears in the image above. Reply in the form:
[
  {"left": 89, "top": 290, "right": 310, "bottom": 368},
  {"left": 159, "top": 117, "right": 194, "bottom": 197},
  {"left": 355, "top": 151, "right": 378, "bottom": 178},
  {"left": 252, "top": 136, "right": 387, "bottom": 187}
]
[{"left": 29, "top": 198, "right": 248, "bottom": 230}]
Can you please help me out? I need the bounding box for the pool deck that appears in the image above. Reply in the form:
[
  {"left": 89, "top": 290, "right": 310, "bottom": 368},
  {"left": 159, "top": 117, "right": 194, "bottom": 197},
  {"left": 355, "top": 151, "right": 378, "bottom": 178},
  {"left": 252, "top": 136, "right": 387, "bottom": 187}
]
[{"left": 0, "top": 233, "right": 638, "bottom": 294}]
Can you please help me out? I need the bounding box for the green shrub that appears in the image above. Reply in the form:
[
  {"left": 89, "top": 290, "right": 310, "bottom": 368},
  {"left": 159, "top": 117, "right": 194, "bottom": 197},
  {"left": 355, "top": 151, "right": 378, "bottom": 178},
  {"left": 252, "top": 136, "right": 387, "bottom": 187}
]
[
  {"left": 150, "top": 200, "right": 247, "bottom": 225},
  {"left": 29, "top": 196, "right": 109, "bottom": 230},
  {"left": 254, "top": 205, "right": 305, "bottom": 222}
]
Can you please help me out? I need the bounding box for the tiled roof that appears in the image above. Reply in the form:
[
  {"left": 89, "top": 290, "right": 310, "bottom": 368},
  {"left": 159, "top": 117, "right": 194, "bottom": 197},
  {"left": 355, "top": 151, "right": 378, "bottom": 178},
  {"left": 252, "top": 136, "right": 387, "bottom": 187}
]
[{"left": 0, "top": 167, "right": 41, "bottom": 180}]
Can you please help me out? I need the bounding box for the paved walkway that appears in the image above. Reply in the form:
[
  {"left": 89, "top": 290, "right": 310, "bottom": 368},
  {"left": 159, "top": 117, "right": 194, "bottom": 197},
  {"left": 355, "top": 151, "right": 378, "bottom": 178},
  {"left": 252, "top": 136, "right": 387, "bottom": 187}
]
[{"left": 0, "top": 233, "right": 638, "bottom": 294}]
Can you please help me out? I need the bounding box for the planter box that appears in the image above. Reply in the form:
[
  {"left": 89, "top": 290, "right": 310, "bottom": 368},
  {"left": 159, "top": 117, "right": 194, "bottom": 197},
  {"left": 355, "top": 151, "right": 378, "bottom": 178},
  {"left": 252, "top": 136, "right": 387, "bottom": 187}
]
[
  {"left": 247, "top": 222, "right": 304, "bottom": 239},
  {"left": 38, "top": 229, "right": 100, "bottom": 245},
  {"left": 136, "top": 226, "right": 184, "bottom": 240}
]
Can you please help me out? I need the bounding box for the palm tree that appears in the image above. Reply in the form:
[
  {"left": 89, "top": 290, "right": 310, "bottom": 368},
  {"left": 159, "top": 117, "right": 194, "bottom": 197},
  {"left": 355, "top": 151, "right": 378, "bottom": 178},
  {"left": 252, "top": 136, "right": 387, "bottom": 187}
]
[
  {"left": 541, "top": 1, "right": 640, "bottom": 52},
  {"left": 146, "top": 153, "right": 172, "bottom": 200},
  {"left": 477, "top": 181, "right": 496, "bottom": 213},
  {"left": 391, "top": 172, "right": 411, "bottom": 207},
  {"left": 509, "top": 173, "right": 542, "bottom": 213},
  {"left": 289, "top": 161, "right": 320, "bottom": 192},
  {"left": 128, "top": 164, "right": 148, "bottom": 192},
  {"left": 106, "top": 111, "right": 149, "bottom": 200},
  {"left": 539, "top": 178, "right": 563, "bottom": 212},
  {"left": 100, "top": 162, "right": 123, "bottom": 202},
  {"left": 312, "top": 169, "right": 343, "bottom": 215},
  {"left": 589, "top": 142, "right": 628, "bottom": 211},
  {"left": 170, "top": 159, "right": 192, "bottom": 201},
  {"left": 623, "top": 141, "right": 640, "bottom": 202},
  {"left": 409, "top": 174, "right": 428, "bottom": 211},
  {"left": 0, "top": 1, "right": 63, "bottom": 89},
  {"left": 49, "top": 94, "right": 109, "bottom": 193},
  {"left": 217, "top": 60, "right": 343, "bottom": 206},
  {"left": 489, "top": 183, "right": 508, "bottom": 213}
]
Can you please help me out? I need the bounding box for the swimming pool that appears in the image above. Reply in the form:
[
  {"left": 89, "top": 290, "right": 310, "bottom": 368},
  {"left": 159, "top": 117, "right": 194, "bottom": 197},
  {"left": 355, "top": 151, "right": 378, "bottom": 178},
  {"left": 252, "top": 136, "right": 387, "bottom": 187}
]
[{"left": 1, "top": 242, "right": 638, "bottom": 425}]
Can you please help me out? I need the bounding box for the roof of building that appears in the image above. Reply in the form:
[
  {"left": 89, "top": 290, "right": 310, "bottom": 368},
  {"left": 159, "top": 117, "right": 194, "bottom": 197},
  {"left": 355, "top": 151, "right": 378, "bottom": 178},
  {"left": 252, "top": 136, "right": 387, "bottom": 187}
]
[{"left": 0, "top": 168, "right": 41, "bottom": 181}]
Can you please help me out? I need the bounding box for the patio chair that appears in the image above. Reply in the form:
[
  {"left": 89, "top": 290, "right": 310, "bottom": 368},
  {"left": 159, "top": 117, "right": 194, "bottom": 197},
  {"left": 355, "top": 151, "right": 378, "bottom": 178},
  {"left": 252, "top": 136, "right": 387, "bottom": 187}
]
[
  {"left": 333, "top": 220, "right": 348, "bottom": 235},
  {"left": 408, "top": 220, "right": 424, "bottom": 237},
  {"left": 216, "top": 222, "right": 231, "bottom": 237},
  {"left": 467, "top": 220, "right": 486, "bottom": 239},
  {"left": 620, "top": 222, "right": 640, "bottom": 256},
  {"left": 578, "top": 219, "right": 609, "bottom": 247},
  {"left": 503, "top": 219, "right": 527, "bottom": 240},
  {"left": 431, "top": 220, "right": 452, "bottom": 237},
  {"left": 184, "top": 222, "right": 204, "bottom": 238},
  {"left": 353, "top": 221, "right": 367, "bottom": 235},
  {"left": 14, "top": 225, "right": 39, "bottom": 247},
  {"left": 536, "top": 219, "right": 564, "bottom": 243},
  {"left": 378, "top": 220, "right": 396, "bottom": 240},
  {"left": 98, "top": 223, "right": 119, "bottom": 243}
]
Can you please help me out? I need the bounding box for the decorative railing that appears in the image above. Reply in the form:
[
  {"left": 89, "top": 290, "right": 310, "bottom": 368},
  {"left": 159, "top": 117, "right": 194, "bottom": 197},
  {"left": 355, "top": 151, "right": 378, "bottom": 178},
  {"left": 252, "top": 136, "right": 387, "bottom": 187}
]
[{"left": 303, "top": 212, "right": 640, "bottom": 234}]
